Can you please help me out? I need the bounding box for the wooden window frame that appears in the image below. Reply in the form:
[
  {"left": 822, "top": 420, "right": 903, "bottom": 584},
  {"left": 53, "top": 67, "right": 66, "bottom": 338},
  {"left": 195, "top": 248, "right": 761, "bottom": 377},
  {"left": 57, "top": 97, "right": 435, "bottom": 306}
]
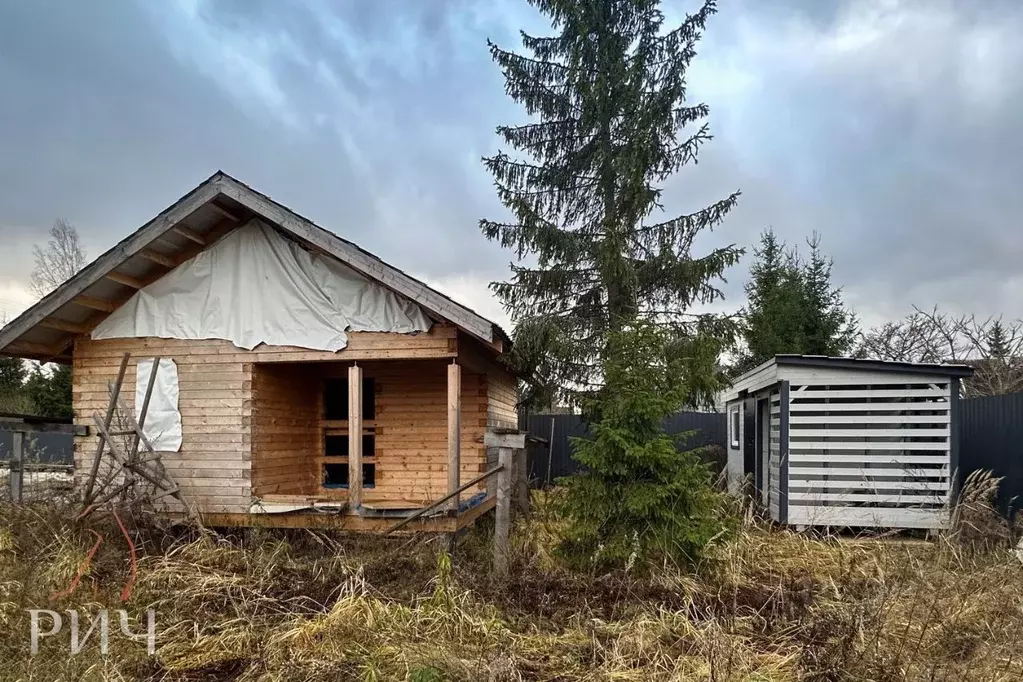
[
  {"left": 729, "top": 405, "right": 740, "bottom": 449},
  {"left": 321, "top": 376, "right": 377, "bottom": 490}
]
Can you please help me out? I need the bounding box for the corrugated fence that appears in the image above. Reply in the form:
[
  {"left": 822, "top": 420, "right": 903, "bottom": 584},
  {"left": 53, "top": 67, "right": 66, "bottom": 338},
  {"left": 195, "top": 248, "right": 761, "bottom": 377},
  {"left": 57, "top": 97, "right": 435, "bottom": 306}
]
[
  {"left": 960, "top": 392, "right": 1023, "bottom": 516},
  {"left": 0, "top": 430, "right": 73, "bottom": 464},
  {"left": 524, "top": 411, "right": 727, "bottom": 488},
  {"left": 527, "top": 394, "right": 1023, "bottom": 515}
]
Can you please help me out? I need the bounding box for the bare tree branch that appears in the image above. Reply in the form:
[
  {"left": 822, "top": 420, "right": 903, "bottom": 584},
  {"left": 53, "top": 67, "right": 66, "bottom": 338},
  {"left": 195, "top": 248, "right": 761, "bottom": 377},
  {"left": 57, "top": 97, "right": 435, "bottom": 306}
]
[
  {"left": 858, "top": 305, "right": 1023, "bottom": 397},
  {"left": 29, "top": 219, "right": 87, "bottom": 299}
]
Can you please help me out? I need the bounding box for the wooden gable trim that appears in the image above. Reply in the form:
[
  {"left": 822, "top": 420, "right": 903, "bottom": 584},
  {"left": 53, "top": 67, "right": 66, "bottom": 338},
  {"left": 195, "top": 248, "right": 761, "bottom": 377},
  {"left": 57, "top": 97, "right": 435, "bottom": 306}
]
[
  {"left": 216, "top": 175, "right": 496, "bottom": 344},
  {"left": 0, "top": 176, "right": 222, "bottom": 352},
  {"left": 0, "top": 171, "right": 505, "bottom": 358}
]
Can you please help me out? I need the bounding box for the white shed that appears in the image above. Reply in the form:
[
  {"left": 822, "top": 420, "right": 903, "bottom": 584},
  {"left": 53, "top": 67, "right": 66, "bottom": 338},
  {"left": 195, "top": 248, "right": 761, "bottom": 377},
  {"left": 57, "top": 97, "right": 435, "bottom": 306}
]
[{"left": 722, "top": 355, "right": 973, "bottom": 530}]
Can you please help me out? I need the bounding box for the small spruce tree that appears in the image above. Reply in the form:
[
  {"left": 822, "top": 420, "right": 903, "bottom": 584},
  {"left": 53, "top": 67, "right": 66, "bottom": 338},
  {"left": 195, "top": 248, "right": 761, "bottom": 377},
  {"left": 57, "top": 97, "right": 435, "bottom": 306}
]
[
  {"left": 986, "top": 320, "right": 1010, "bottom": 360},
  {"left": 801, "top": 232, "right": 857, "bottom": 356},
  {"left": 557, "top": 322, "right": 727, "bottom": 570},
  {"left": 737, "top": 229, "right": 804, "bottom": 373}
]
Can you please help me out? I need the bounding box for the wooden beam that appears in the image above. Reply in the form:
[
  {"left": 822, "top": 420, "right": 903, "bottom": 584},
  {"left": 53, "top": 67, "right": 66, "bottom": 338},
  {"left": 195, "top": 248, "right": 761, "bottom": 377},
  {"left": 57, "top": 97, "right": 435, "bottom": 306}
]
[
  {"left": 72, "top": 295, "right": 115, "bottom": 313},
  {"left": 209, "top": 201, "right": 242, "bottom": 222},
  {"left": 4, "top": 340, "right": 61, "bottom": 356},
  {"left": 140, "top": 248, "right": 177, "bottom": 268},
  {"left": 83, "top": 352, "right": 129, "bottom": 504},
  {"left": 447, "top": 361, "right": 461, "bottom": 511},
  {"left": 173, "top": 225, "right": 206, "bottom": 245},
  {"left": 0, "top": 417, "right": 88, "bottom": 435},
  {"left": 39, "top": 318, "right": 90, "bottom": 335},
  {"left": 385, "top": 466, "right": 502, "bottom": 535},
  {"left": 348, "top": 364, "right": 363, "bottom": 509},
  {"left": 180, "top": 511, "right": 458, "bottom": 533},
  {"left": 105, "top": 271, "right": 144, "bottom": 289}
]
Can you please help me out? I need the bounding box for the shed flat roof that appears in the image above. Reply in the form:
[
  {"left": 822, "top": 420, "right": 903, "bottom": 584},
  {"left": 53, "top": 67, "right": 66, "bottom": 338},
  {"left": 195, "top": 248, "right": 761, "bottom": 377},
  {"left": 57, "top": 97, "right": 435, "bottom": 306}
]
[
  {"left": 721, "top": 354, "right": 973, "bottom": 404},
  {"left": 771, "top": 355, "right": 974, "bottom": 378}
]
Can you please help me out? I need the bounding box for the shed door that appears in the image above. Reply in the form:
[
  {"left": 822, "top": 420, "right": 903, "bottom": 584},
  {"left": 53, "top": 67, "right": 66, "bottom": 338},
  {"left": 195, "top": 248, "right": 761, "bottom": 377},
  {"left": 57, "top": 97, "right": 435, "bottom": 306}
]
[{"left": 758, "top": 397, "right": 771, "bottom": 507}]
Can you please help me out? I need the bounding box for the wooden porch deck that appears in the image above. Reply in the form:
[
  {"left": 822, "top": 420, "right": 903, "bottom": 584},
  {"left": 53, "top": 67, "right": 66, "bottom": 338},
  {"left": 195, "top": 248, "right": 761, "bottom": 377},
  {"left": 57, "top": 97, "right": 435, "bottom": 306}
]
[{"left": 179, "top": 495, "right": 496, "bottom": 533}]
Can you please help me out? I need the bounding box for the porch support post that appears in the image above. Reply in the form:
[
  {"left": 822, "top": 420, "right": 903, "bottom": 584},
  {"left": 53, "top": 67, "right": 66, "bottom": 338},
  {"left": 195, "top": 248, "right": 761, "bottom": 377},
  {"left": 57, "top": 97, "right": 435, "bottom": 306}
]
[
  {"left": 495, "top": 446, "right": 513, "bottom": 578},
  {"left": 10, "top": 430, "right": 24, "bottom": 503},
  {"left": 484, "top": 429, "right": 527, "bottom": 581},
  {"left": 348, "top": 363, "right": 363, "bottom": 509},
  {"left": 949, "top": 377, "right": 961, "bottom": 509},
  {"left": 447, "top": 361, "right": 461, "bottom": 512}
]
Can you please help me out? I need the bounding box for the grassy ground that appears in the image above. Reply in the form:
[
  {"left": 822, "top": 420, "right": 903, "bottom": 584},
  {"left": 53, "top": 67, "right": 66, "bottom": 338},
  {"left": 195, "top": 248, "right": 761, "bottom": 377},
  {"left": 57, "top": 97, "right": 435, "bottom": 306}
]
[{"left": 0, "top": 492, "right": 1021, "bottom": 681}]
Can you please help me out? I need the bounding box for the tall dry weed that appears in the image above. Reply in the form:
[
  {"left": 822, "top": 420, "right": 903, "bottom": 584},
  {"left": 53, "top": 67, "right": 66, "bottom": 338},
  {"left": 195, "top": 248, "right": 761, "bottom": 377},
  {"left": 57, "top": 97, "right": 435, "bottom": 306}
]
[{"left": 0, "top": 487, "right": 1021, "bottom": 680}]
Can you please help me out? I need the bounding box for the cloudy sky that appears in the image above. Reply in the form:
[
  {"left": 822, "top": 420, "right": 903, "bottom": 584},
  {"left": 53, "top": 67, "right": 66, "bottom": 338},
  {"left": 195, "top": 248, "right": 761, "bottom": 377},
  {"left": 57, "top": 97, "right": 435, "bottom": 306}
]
[{"left": 1, "top": 0, "right": 1021, "bottom": 332}]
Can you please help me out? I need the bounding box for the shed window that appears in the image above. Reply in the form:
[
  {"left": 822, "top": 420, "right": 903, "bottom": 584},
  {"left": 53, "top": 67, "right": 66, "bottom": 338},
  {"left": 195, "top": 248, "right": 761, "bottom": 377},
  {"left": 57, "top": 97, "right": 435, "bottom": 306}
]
[{"left": 729, "top": 405, "right": 740, "bottom": 449}]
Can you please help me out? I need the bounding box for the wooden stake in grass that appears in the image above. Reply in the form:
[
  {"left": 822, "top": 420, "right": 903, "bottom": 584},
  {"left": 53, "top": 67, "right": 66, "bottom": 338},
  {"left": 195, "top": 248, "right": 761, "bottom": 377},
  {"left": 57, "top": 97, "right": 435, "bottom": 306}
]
[{"left": 485, "top": 429, "right": 526, "bottom": 580}]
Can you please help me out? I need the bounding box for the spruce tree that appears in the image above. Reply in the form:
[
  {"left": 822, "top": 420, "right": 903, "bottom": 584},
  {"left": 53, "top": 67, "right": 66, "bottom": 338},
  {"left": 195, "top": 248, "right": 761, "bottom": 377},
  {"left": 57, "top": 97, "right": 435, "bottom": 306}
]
[
  {"left": 986, "top": 320, "right": 1009, "bottom": 359},
  {"left": 482, "top": 0, "right": 741, "bottom": 408},
  {"left": 737, "top": 229, "right": 856, "bottom": 373},
  {"left": 25, "top": 364, "right": 73, "bottom": 420},
  {"left": 737, "top": 229, "right": 804, "bottom": 373},
  {"left": 801, "top": 232, "right": 857, "bottom": 356},
  {"left": 0, "top": 356, "right": 25, "bottom": 393},
  {"left": 558, "top": 320, "right": 728, "bottom": 570}
]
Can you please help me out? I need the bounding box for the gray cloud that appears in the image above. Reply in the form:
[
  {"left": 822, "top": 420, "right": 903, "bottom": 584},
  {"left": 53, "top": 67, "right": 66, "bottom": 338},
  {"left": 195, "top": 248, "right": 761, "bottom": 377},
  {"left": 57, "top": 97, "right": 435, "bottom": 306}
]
[{"left": 0, "top": 0, "right": 1021, "bottom": 331}]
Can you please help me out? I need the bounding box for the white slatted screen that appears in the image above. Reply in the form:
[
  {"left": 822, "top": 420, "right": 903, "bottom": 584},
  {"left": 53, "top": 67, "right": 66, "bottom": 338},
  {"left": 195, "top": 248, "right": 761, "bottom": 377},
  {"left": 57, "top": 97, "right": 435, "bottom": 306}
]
[
  {"left": 768, "top": 391, "right": 781, "bottom": 520},
  {"left": 785, "top": 381, "right": 950, "bottom": 529}
]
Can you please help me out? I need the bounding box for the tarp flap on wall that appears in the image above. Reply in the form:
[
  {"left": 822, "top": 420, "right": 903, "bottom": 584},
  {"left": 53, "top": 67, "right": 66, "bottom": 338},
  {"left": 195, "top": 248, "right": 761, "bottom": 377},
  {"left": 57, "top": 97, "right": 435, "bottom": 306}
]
[
  {"left": 136, "top": 358, "right": 182, "bottom": 452},
  {"left": 92, "top": 221, "right": 432, "bottom": 351}
]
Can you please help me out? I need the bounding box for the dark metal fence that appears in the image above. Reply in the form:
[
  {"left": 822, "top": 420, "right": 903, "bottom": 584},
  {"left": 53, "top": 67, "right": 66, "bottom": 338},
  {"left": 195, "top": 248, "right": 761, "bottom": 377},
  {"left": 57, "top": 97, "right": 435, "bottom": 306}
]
[
  {"left": 959, "top": 392, "right": 1023, "bottom": 515},
  {"left": 524, "top": 411, "right": 727, "bottom": 488},
  {"left": 0, "top": 430, "right": 73, "bottom": 464},
  {"left": 0, "top": 416, "right": 78, "bottom": 503}
]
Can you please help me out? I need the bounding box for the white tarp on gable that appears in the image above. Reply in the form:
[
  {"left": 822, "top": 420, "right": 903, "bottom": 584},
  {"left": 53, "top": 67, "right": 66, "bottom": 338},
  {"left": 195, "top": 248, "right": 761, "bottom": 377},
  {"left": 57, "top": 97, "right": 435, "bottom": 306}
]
[
  {"left": 136, "top": 358, "right": 182, "bottom": 452},
  {"left": 92, "top": 221, "right": 432, "bottom": 351}
]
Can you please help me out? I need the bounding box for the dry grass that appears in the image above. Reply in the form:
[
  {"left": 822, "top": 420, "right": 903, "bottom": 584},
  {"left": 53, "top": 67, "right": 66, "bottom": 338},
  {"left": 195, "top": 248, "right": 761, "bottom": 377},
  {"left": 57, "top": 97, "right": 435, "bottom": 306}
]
[{"left": 0, "top": 490, "right": 1021, "bottom": 681}]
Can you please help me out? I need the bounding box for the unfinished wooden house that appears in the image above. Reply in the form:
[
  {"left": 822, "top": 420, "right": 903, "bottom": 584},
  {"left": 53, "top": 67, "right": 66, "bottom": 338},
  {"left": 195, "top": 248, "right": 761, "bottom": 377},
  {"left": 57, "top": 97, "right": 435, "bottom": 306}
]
[
  {"left": 723, "top": 355, "right": 973, "bottom": 530},
  {"left": 0, "top": 172, "right": 518, "bottom": 531}
]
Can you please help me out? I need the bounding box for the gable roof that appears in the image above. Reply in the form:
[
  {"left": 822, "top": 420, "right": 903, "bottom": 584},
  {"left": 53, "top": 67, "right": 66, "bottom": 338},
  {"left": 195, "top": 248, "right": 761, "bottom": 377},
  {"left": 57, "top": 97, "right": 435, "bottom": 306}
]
[{"left": 0, "top": 171, "right": 509, "bottom": 361}]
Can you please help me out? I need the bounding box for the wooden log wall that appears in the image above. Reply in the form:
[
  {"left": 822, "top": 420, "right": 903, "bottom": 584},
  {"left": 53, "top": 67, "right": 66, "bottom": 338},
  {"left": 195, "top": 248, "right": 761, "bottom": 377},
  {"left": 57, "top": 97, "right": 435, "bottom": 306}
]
[
  {"left": 455, "top": 331, "right": 518, "bottom": 430},
  {"left": 316, "top": 360, "right": 489, "bottom": 502},
  {"left": 73, "top": 325, "right": 459, "bottom": 515},
  {"left": 486, "top": 367, "right": 518, "bottom": 429},
  {"left": 251, "top": 363, "right": 321, "bottom": 496}
]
